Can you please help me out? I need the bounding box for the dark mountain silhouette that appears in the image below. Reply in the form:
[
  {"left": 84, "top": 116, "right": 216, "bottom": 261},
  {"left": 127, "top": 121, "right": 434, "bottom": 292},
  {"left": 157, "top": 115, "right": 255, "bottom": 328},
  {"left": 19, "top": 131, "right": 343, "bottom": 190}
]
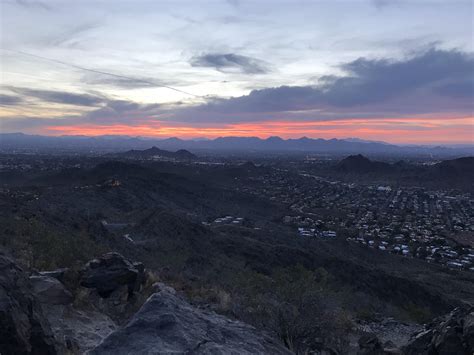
[
  {"left": 421, "top": 157, "right": 474, "bottom": 190},
  {"left": 113, "top": 146, "right": 197, "bottom": 160},
  {"left": 332, "top": 155, "right": 474, "bottom": 191},
  {"left": 2, "top": 133, "right": 473, "bottom": 157},
  {"left": 335, "top": 154, "right": 394, "bottom": 174},
  {"left": 433, "top": 156, "right": 474, "bottom": 176}
]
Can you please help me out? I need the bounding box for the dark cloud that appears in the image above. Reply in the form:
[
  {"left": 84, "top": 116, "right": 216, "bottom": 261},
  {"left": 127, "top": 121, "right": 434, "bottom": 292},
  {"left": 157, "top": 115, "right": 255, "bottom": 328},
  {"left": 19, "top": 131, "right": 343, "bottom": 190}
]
[
  {"left": 107, "top": 100, "right": 143, "bottom": 112},
  {"left": 185, "top": 48, "right": 474, "bottom": 116},
  {"left": 82, "top": 100, "right": 162, "bottom": 124},
  {"left": 0, "top": 94, "right": 23, "bottom": 106},
  {"left": 198, "top": 86, "right": 320, "bottom": 113},
  {"left": 323, "top": 48, "right": 473, "bottom": 106},
  {"left": 191, "top": 53, "right": 269, "bottom": 74},
  {"left": 12, "top": 88, "right": 104, "bottom": 106},
  {"left": 433, "top": 81, "right": 474, "bottom": 98},
  {"left": 0, "top": 100, "right": 163, "bottom": 131}
]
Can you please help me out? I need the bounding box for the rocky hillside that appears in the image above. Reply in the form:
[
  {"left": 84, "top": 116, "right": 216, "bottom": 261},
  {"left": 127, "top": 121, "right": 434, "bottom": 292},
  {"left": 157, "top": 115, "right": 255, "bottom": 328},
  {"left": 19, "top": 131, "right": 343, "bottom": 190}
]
[
  {"left": 2, "top": 159, "right": 473, "bottom": 354},
  {"left": 91, "top": 283, "right": 292, "bottom": 355},
  {"left": 403, "top": 306, "right": 474, "bottom": 355},
  {"left": 0, "top": 252, "right": 58, "bottom": 354},
  {"left": 0, "top": 251, "right": 291, "bottom": 355},
  {"left": 2, "top": 249, "right": 473, "bottom": 354}
]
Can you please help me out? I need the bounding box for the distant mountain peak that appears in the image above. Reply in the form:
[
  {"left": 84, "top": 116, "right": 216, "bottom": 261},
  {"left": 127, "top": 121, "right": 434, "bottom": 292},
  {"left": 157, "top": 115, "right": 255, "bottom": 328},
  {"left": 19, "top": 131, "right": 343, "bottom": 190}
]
[
  {"left": 266, "top": 136, "right": 284, "bottom": 141},
  {"left": 113, "top": 146, "right": 197, "bottom": 160},
  {"left": 336, "top": 154, "right": 392, "bottom": 173}
]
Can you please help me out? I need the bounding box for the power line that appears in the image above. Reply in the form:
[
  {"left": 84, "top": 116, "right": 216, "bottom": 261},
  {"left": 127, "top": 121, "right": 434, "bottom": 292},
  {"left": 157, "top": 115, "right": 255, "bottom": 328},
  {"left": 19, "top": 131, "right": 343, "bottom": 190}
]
[{"left": 1, "top": 48, "right": 203, "bottom": 98}]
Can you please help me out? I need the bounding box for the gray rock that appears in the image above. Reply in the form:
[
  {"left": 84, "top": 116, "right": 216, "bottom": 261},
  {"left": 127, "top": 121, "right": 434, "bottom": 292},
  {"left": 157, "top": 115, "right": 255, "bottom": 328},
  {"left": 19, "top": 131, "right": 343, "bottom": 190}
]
[
  {"left": 358, "top": 334, "right": 384, "bottom": 355},
  {"left": 29, "top": 275, "right": 73, "bottom": 305},
  {"left": 90, "top": 283, "right": 292, "bottom": 355},
  {"left": 41, "top": 303, "right": 117, "bottom": 353},
  {"left": 0, "top": 252, "right": 59, "bottom": 355},
  {"left": 356, "top": 317, "right": 422, "bottom": 349},
  {"left": 38, "top": 268, "right": 69, "bottom": 282},
  {"left": 357, "top": 334, "right": 404, "bottom": 355},
  {"left": 404, "top": 306, "right": 474, "bottom": 355},
  {"left": 80, "top": 252, "right": 144, "bottom": 298}
]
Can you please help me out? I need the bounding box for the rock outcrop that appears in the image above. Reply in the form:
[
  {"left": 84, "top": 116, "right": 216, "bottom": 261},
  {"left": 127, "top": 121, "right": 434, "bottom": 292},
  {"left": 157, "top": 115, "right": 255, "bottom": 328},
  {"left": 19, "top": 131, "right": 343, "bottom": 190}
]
[
  {"left": 355, "top": 317, "right": 422, "bottom": 352},
  {"left": 38, "top": 268, "right": 69, "bottom": 283},
  {"left": 80, "top": 252, "right": 145, "bottom": 298},
  {"left": 90, "top": 283, "right": 292, "bottom": 355},
  {"left": 41, "top": 304, "right": 117, "bottom": 354},
  {"left": 357, "top": 333, "right": 402, "bottom": 355},
  {"left": 358, "top": 334, "right": 384, "bottom": 354},
  {"left": 0, "top": 252, "right": 59, "bottom": 355},
  {"left": 404, "top": 306, "right": 474, "bottom": 355},
  {"left": 29, "top": 275, "right": 74, "bottom": 305}
]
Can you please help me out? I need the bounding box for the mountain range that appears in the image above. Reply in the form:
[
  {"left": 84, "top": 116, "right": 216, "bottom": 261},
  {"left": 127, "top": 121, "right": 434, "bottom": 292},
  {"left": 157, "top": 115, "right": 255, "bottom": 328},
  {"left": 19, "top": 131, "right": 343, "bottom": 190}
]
[{"left": 1, "top": 133, "right": 473, "bottom": 157}]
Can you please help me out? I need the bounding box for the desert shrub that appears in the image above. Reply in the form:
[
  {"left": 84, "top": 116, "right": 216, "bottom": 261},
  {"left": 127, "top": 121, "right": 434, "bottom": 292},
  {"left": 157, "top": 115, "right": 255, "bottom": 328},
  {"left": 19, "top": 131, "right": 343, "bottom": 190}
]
[
  {"left": 404, "top": 303, "right": 433, "bottom": 323},
  {"left": 2, "top": 218, "right": 106, "bottom": 270},
  {"left": 231, "top": 264, "right": 352, "bottom": 354}
]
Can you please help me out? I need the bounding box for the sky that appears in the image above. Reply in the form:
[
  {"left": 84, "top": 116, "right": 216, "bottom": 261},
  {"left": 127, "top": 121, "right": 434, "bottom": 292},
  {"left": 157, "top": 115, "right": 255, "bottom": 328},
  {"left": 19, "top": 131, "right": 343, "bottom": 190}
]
[{"left": 0, "top": 0, "right": 473, "bottom": 144}]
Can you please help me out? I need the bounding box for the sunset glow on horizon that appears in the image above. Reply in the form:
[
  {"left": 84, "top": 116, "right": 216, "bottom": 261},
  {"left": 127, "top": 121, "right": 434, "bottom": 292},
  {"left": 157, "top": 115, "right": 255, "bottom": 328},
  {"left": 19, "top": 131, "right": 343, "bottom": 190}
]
[{"left": 42, "top": 115, "right": 474, "bottom": 144}]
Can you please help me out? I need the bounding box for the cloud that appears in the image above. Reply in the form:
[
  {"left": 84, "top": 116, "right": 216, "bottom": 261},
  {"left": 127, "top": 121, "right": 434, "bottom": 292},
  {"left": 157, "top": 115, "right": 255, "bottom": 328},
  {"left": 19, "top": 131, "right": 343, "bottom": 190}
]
[
  {"left": 0, "top": 94, "right": 23, "bottom": 106},
  {"left": 0, "top": 99, "right": 163, "bottom": 131},
  {"left": 226, "top": 0, "right": 241, "bottom": 8},
  {"left": 11, "top": 88, "right": 105, "bottom": 106},
  {"left": 8, "top": 50, "right": 200, "bottom": 98},
  {"left": 372, "top": 0, "right": 399, "bottom": 9},
  {"left": 14, "top": 0, "right": 51, "bottom": 10},
  {"left": 433, "top": 81, "right": 474, "bottom": 98},
  {"left": 181, "top": 48, "right": 474, "bottom": 119},
  {"left": 3, "top": 47, "right": 473, "bottom": 131},
  {"left": 81, "top": 100, "right": 163, "bottom": 124},
  {"left": 322, "top": 48, "right": 473, "bottom": 106},
  {"left": 190, "top": 53, "right": 270, "bottom": 74},
  {"left": 82, "top": 75, "right": 155, "bottom": 89},
  {"left": 48, "top": 22, "right": 101, "bottom": 47}
]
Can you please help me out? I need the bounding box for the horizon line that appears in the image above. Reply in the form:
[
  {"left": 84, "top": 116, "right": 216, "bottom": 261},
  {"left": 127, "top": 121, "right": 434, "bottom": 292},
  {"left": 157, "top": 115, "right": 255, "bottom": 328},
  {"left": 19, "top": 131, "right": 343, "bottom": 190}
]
[{"left": 2, "top": 132, "right": 474, "bottom": 147}]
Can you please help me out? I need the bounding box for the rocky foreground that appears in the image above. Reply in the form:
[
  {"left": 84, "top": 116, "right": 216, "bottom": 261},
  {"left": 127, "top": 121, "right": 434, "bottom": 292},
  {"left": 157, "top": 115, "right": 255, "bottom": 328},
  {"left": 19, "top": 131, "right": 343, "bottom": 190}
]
[
  {"left": 1, "top": 250, "right": 472, "bottom": 354},
  {"left": 90, "top": 283, "right": 291, "bottom": 355},
  {"left": 0, "top": 251, "right": 291, "bottom": 354}
]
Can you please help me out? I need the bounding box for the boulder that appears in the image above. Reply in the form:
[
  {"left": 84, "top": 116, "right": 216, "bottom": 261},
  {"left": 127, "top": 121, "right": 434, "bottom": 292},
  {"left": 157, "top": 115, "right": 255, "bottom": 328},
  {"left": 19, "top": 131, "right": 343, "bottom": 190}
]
[
  {"left": 404, "top": 306, "right": 474, "bottom": 355},
  {"left": 80, "top": 252, "right": 144, "bottom": 298},
  {"left": 358, "top": 334, "right": 384, "bottom": 355},
  {"left": 41, "top": 304, "right": 117, "bottom": 354},
  {"left": 0, "top": 252, "right": 59, "bottom": 355},
  {"left": 29, "top": 275, "right": 73, "bottom": 305},
  {"left": 90, "top": 283, "right": 292, "bottom": 355},
  {"left": 38, "top": 268, "right": 69, "bottom": 283},
  {"left": 357, "top": 334, "right": 403, "bottom": 355}
]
